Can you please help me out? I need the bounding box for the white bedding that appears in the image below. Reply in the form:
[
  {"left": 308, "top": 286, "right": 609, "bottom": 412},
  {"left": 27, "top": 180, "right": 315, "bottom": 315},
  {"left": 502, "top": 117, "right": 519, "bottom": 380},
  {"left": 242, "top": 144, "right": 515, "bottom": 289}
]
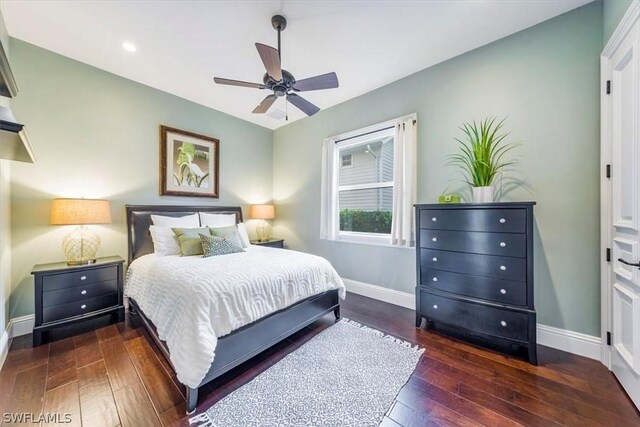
[{"left": 125, "top": 245, "right": 345, "bottom": 388}]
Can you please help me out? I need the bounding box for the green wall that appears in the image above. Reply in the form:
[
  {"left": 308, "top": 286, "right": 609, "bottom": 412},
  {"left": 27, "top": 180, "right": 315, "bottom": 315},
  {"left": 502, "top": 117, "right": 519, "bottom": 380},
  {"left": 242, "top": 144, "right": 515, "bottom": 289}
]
[
  {"left": 604, "top": 0, "right": 635, "bottom": 43},
  {"left": 273, "top": 2, "right": 603, "bottom": 335},
  {"left": 8, "top": 39, "right": 273, "bottom": 318}
]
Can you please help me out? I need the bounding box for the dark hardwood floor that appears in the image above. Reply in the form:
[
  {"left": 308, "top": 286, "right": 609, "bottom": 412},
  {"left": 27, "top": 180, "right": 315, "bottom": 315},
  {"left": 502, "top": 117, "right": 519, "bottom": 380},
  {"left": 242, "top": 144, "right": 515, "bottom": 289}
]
[{"left": 0, "top": 293, "right": 638, "bottom": 426}]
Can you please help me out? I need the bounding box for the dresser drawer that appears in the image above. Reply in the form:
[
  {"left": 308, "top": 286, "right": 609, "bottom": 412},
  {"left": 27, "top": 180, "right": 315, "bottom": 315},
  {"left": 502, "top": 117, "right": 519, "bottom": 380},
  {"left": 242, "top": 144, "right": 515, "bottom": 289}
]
[
  {"left": 419, "top": 229, "right": 526, "bottom": 257},
  {"left": 420, "top": 209, "right": 526, "bottom": 233},
  {"left": 42, "top": 265, "right": 118, "bottom": 292},
  {"left": 421, "top": 269, "right": 527, "bottom": 306},
  {"left": 42, "top": 293, "right": 118, "bottom": 324},
  {"left": 43, "top": 280, "right": 118, "bottom": 307},
  {"left": 420, "top": 290, "right": 528, "bottom": 342},
  {"left": 421, "top": 248, "right": 526, "bottom": 281}
]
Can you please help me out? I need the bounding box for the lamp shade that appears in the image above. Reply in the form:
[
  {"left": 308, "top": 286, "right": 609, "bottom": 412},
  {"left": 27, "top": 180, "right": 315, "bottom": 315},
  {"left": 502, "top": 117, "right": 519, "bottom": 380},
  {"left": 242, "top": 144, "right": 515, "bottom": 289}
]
[
  {"left": 50, "top": 198, "right": 111, "bottom": 225},
  {"left": 250, "top": 204, "right": 275, "bottom": 220}
]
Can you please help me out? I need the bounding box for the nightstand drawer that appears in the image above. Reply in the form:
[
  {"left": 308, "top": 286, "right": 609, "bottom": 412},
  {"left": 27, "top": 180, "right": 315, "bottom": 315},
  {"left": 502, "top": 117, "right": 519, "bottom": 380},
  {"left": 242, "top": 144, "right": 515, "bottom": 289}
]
[
  {"left": 43, "top": 280, "right": 118, "bottom": 307},
  {"left": 421, "top": 269, "right": 527, "bottom": 306},
  {"left": 43, "top": 293, "right": 118, "bottom": 324},
  {"left": 420, "top": 208, "right": 526, "bottom": 233},
  {"left": 421, "top": 248, "right": 526, "bottom": 282},
  {"left": 42, "top": 265, "right": 118, "bottom": 291},
  {"left": 420, "top": 290, "right": 529, "bottom": 342},
  {"left": 419, "top": 229, "right": 526, "bottom": 257}
]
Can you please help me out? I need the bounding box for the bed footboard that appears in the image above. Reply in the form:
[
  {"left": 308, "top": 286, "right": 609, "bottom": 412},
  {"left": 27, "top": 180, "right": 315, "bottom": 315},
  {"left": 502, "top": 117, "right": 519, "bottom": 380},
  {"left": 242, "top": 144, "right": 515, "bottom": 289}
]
[{"left": 128, "top": 290, "right": 340, "bottom": 414}]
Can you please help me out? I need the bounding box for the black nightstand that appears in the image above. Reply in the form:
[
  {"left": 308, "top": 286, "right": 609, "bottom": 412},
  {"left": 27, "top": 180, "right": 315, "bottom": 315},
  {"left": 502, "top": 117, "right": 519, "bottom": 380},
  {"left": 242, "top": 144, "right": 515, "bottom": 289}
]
[
  {"left": 31, "top": 256, "right": 125, "bottom": 346},
  {"left": 250, "top": 238, "right": 284, "bottom": 248}
]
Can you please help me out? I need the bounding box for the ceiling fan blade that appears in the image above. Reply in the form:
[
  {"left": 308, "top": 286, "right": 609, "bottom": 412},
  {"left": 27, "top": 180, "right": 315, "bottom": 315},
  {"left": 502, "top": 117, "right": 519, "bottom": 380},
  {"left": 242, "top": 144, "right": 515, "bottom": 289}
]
[
  {"left": 213, "top": 77, "right": 265, "bottom": 89},
  {"left": 255, "top": 43, "right": 282, "bottom": 81},
  {"left": 252, "top": 95, "right": 277, "bottom": 114},
  {"left": 287, "top": 93, "right": 320, "bottom": 116},
  {"left": 293, "top": 72, "right": 339, "bottom": 92}
]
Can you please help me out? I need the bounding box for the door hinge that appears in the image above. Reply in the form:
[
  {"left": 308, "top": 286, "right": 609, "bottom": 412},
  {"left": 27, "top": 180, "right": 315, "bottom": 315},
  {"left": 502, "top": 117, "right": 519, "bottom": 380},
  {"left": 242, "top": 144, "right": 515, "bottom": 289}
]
[
  {"left": 606, "top": 80, "right": 611, "bottom": 94},
  {"left": 606, "top": 164, "right": 611, "bottom": 179},
  {"left": 607, "top": 331, "right": 612, "bottom": 346},
  {"left": 607, "top": 248, "right": 611, "bottom": 262}
]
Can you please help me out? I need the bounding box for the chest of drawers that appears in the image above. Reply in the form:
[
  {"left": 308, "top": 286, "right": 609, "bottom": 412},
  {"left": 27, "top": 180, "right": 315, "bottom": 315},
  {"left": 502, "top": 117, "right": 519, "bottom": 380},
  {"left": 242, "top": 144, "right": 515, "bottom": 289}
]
[
  {"left": 415, "top": 202, "right": 537, "bottom": 364},
  {"left": 32, "top": 256, "right": 125, "bottom": 346}
]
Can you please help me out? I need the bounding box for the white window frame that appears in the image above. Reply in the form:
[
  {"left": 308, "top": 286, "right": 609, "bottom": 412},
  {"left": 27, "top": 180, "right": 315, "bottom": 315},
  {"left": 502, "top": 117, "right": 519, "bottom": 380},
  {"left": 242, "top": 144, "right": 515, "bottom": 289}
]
[
  {"left": 322, "top": 113, "right": 416, "bottom": 248},
  {"left": 335, "top": 127, "right": 395, "bottom": 245}
]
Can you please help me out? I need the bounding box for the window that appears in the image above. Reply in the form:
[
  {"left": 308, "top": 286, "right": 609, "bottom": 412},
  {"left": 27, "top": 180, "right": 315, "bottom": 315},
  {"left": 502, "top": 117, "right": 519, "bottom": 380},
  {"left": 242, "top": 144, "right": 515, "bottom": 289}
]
[
  {"left": 337, "top": 128, "right": 395, "bottom": 237},
  {"left": 321, "top": 114, "right": 417, "bottom": 247},
  {"left": 341, "top": 154, "right": 353, "bottom": 168}
]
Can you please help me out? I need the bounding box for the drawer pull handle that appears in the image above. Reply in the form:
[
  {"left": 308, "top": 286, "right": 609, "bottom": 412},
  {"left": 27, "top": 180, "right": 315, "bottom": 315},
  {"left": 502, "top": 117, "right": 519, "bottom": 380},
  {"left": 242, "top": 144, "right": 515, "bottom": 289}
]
[
  {"left": 432, "top": 257, "right": 438, "bottom": 262},
  {"left": 81, "top": 304, "right": 87, "bottom": 310},
  {"left": 432, "top": 217, "right": 437, "bottom": 222},
  {"left": 500, "top": 242, "right": 506, "bottom": 247},
  {"left": 500, "top": 265, "right": 507, "bottom": 271},
  {"left": 500, "top": 321, "right": 507, "bottom": 327},
  {"left": 433, "top": 304, "right": 438, "bottom": 309},
  {"left": 499, "top": 218, "right": 506, "bottom": 224},
  {"left": 432, "top": 277, "right": 438, "bottom": 282},
  {"left": 432, "top": 237, "right": 437, "bottom": 242},
  {"left": 81, "top": 290, "right": 87, "bottom": 295},
  {"left": 80, "top": 276, "right": 87, "bottom": 281},
  {"left": 500, "top": 289, "right": 507, "bottom": 294}
]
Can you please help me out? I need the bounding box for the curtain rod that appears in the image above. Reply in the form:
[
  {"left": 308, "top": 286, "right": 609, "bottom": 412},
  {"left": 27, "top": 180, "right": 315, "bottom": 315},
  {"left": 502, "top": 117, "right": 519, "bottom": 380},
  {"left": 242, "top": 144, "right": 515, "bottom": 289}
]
[{"left": 334, "top": 119, "right": 416, "bottom": 144}]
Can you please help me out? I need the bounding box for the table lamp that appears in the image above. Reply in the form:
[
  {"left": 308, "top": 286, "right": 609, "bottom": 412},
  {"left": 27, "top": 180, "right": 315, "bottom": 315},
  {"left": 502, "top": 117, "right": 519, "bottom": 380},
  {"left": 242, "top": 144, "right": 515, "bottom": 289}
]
[
  {"left": 250, "top": 204, "right": 275, "bottom": 242},
  {"left": 50, "top": 198, "right": 111, "bottom": 265}
]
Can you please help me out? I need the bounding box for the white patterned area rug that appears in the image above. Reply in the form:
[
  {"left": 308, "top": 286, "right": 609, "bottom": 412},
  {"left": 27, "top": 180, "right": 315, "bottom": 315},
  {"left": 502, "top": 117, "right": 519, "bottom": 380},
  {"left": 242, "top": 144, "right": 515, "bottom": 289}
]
[{"left": 189, "top": 318, "right": 424, "bottom": 427}]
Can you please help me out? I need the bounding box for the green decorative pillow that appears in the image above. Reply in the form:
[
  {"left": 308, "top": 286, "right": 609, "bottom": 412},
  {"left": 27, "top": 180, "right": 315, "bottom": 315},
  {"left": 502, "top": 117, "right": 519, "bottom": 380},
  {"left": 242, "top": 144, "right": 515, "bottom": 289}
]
[
  {"left": 210, "top": 225, "right": 247, "bottom": 248},
  {"left": 172, "top": 227, "right": 211, "bottom": 256},
  {"left": 200, "top": 233, "right": 245, "bottom": 257}
]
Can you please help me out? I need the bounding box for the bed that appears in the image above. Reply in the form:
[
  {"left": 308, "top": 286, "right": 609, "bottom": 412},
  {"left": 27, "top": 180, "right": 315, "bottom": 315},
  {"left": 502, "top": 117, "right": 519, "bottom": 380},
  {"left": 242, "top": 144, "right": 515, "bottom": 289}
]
[{"left": 125, "top": 204, "right": 344, "bottom": 414}]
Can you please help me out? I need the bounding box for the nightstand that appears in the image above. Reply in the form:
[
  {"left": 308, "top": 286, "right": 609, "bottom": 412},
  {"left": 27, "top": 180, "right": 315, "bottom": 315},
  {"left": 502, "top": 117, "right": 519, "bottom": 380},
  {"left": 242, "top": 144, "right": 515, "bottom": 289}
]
[
  {"left": 31, "top": 256, "right": 125, "bottom": 346},
  {"left": 250, "top": 238, "right": 284, "bottom": 248}
]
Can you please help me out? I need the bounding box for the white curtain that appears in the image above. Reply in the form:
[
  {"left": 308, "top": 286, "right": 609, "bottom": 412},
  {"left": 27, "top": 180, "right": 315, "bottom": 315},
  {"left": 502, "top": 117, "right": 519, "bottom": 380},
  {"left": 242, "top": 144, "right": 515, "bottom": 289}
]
[
  {"left": 320, "top": 138, "right": 339, "bottom": 240},
  {"left": 390, "top": 118, "right": 417, "bottom": 247}
]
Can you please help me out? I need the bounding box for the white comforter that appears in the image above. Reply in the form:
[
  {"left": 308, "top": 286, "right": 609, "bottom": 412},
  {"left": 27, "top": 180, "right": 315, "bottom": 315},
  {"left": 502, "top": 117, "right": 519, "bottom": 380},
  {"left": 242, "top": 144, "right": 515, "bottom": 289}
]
[{"left": 125, "top": 245, "right": 345, "bottom": 388}]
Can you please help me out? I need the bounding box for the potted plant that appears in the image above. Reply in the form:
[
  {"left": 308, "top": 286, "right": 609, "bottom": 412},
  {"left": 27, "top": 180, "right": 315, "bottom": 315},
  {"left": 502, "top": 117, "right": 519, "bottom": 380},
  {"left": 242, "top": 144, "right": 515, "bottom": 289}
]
[{"left": 447, "top": 117, "right": 519, "bottom": 203}]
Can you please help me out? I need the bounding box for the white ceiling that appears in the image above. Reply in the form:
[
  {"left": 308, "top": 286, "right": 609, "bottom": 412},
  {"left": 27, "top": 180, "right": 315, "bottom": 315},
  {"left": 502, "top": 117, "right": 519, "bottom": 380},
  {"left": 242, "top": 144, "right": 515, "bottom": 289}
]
[{"left": 1, "top": 0, "right": 592, "bottom": 130}]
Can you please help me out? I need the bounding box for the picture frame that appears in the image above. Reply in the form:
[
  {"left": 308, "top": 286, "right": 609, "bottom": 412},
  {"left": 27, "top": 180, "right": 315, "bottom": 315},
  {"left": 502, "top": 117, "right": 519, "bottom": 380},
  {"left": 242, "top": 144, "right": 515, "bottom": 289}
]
[{"left": 160, "top": 125, "right": 220, "bottom": 198}]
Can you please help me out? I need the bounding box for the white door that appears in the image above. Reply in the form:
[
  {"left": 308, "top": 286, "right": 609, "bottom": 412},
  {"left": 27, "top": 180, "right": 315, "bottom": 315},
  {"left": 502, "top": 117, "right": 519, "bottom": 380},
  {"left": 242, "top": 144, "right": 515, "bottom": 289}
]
[{"left": 607, "top": 13, "right": 640, "bottom": 409}]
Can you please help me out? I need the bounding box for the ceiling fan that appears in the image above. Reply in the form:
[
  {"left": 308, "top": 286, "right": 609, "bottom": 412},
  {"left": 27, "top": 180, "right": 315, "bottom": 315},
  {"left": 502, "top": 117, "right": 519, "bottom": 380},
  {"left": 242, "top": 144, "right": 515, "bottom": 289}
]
[{"left": 213, "top": 15, "right": 339, "bottom": 118}]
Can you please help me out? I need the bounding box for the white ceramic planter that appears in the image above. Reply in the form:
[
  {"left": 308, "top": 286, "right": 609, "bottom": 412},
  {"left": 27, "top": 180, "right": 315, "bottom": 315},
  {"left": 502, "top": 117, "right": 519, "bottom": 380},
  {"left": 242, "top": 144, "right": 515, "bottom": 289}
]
[{"left": 472, "top": 186, "right": 494, "bottom": 203}]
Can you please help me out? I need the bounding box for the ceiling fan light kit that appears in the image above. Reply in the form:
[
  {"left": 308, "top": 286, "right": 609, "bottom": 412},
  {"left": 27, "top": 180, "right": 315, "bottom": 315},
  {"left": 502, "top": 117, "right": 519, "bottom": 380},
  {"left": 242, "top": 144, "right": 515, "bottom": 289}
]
[{"left": 213, "top": 15, "right": 339, "bottom": 118}]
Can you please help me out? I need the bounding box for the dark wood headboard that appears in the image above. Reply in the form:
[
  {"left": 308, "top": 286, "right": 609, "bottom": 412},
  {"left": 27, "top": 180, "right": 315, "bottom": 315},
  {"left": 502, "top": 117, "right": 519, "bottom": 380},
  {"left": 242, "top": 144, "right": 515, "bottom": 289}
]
[{"left": 125, "top": 205, "right": 243, "bottom": 264}]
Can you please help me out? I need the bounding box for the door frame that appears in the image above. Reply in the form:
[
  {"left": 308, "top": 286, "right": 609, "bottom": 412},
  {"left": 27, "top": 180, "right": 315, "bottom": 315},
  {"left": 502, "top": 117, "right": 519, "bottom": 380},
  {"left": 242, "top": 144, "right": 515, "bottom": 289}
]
[{"left": 600, "top": 0, "right": 640, "bottom": 369}]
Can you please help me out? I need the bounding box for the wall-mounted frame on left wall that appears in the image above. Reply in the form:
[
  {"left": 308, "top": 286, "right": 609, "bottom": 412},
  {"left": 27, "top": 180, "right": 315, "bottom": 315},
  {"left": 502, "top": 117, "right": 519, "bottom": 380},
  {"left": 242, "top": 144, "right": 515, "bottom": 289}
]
[{"left": 159, "top": 125, "right": 220, "bottom": 198}]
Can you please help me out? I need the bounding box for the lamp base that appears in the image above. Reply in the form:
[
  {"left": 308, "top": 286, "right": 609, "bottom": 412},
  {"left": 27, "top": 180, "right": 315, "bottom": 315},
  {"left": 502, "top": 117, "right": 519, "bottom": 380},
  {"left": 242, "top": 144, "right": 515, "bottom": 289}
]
[
  {"left": 256, "top": 220, "right": 272, "bottom": 242},
  {"left": 62, "top": 226, "right": 101, "bottom": 265}
]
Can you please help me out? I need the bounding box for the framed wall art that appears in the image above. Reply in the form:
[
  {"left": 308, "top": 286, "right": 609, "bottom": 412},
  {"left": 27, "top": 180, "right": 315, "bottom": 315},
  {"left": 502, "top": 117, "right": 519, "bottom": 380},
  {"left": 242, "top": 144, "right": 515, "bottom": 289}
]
[{"left": 160, "top": 125, "right": 219, "bottom": 198}]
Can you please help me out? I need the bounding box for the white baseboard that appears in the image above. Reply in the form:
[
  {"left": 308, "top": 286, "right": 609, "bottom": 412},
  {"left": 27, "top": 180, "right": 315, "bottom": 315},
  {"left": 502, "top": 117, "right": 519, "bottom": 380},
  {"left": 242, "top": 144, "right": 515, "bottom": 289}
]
[
  {"left": 536, "top": 324, "right": 601, "bottom": 361},
  {"left": 0, "top": 327, "right": 9, "bottom": 371},
  {"left": 343, "top": 278, "right": 415, "bottom": 309},
  {"left": 9, "top": 315, "right": 35, "bottom": 338},
  {"left": 343, "top": 278, "right": 602, "bottom": 361},
  {"left": 0, "top": 314, "right": 35, "bottom": 370}
]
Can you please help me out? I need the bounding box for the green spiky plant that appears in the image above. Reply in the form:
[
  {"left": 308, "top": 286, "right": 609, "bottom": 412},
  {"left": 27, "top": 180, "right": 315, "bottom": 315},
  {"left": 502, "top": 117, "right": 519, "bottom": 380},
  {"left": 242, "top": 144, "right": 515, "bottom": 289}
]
[{"left": 447, "top": 117, "right": 519, "bottom": 188}]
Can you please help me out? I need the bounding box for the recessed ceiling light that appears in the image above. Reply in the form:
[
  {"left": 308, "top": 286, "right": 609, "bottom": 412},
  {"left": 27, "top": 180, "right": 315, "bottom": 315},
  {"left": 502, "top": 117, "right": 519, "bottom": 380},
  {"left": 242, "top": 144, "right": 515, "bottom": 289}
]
[{"left": 122, "top": 41, "right": 136, "bottom": 52}]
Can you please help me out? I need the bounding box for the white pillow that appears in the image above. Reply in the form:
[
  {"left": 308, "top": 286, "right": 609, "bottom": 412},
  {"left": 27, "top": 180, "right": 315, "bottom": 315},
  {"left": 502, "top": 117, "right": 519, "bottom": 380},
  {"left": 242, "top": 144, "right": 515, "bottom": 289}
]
[
  {"left": 237, "top": 223, "right": 251, "bottom": 248},
  {"left": 149, "top": 225, "right": 181, "bottom": 256},
  {"left": 199, "top": 212, "right": 237, "bottom": 227},
  {"left": 151, "top": 213, "right": 199, "bottom": 227}
]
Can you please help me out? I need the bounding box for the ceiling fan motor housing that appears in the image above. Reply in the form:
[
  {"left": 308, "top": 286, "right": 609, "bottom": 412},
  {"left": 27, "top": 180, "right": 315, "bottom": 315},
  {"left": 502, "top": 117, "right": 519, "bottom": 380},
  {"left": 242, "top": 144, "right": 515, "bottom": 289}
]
[{"left": 263, "top": 69, "right": 295, "bottom": 96}]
